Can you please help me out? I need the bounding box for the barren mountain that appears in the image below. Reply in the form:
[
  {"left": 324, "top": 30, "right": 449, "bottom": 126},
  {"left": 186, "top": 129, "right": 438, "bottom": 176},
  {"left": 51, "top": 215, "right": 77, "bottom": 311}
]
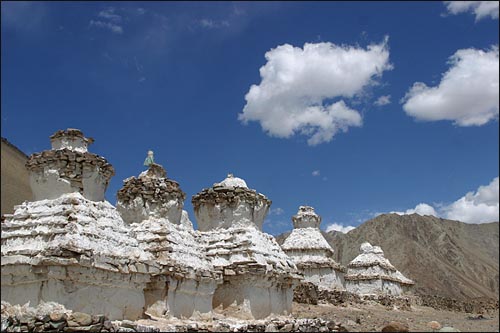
[{"left": 276, "top": 213, "right": 499, "bottom": 300}]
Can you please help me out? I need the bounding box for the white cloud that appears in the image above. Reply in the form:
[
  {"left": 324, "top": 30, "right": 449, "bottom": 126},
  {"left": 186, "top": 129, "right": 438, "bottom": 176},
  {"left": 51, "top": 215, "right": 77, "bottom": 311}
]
[
  {"left": 325, "top": 223, "right": 356, "bottom": 234},
  {"left": 199, "top": 19, "right": 230, "bottom": 29},
  {"left": 98, "top": 8, "right": 122, "bottom": 22},
  {"left": 402, "top": 46, "right": 499, "bottom": 126},
  {"left": 392, "top": 203, "right": 438, "bottom": 217},
  {"left": 90, "top": 7, "right": 124, "bottom": 34},
  {"left": 239, "top": 38, "right": 393, "bottom": 145},
  {"left": 442, "top": 177, "right": 499, "bottom": 223},
  {"left": 391, "top": 177, "right": 499, "bottom": 224},
  {"left": 90, "top": 20, "right": 123, "bottom": 34},
  {"left": 269, "top": 207, "right": 284, "bottom": 215},
  {"left": 444, "top": 1, "right": 499, "bottom": 20},
  {"left": 312, "top": 170, "right": 321, "bottom": 177},
  {"left": 374, "top": 95, "right": 391, "bottom": 106}
]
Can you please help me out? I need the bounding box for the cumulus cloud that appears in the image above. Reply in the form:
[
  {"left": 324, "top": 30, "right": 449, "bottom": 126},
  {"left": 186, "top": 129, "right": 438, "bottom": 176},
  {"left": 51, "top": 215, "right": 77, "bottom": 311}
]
[
  {"left": 312, "top": 170, "right": 321, "bottom": 177},
  {"left": 402, "top": 46, "right": 499, "bottom": 126},
  {"left": 325, "top": 223, "right": 356, "bottom": 234},
  {"left": 444, "top": 1, "right": 499, "bottom": 20},
  {"left": 392, "top": 177, "right": 499, "bottom": 224},
  {"left": 392, "top": 203, "right": 438, "bottom": 217},
  {"left": 239, "top": 38, "right": 393, "bottom": 145},
  {"left": 374, "top": 95, "right": 391, "bottom": 106}
]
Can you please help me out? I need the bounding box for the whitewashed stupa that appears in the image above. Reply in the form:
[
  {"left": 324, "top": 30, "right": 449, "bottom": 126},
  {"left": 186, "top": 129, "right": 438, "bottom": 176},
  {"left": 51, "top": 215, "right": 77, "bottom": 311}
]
[
  {"left": 192, "top": 174, "right": 301, "bottom": 319},
  {"left": 1, "top": 129, "right": 156, "bottom": 320},
  {"left": 345, "top": 242, "right": 414, "bottom": 296},
  {"left": 281, "top": 206, "right": 346, "bottom": 290}
]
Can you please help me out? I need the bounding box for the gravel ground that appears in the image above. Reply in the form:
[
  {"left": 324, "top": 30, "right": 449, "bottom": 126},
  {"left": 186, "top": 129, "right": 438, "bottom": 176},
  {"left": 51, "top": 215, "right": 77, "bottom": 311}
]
[{"left": 293, "top": 301, "right": 499, "bottom": 332}]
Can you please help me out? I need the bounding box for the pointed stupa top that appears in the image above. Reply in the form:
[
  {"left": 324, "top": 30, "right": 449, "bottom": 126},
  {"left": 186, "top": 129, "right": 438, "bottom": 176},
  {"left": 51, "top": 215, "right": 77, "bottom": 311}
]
[
  {"left": 215, "top": 173, "right": 248, "bottom": 188},
  {"left": 292, "top": 205, "right": 322, "bottom": 229}
]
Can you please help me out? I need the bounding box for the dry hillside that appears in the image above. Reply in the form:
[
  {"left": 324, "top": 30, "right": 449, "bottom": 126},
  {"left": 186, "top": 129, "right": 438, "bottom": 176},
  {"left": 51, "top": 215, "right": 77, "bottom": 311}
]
[{"left": 1, "top": 138, "right": 33, "bottom": 215}]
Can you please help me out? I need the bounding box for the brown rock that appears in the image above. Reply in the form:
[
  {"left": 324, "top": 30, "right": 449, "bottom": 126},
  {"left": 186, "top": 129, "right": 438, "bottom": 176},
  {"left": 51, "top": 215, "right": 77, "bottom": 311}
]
[
  {"left": 69, "top": 312, "right": 92, "bottom": 326},
  {"left": 381, "top": 321, "right": 409, "bottom": 332},
  {"left": 428, "top": 321, "right": 442, "bottom": 331},
  {"left": 49, "top": 312, "right": 67, "bottom": 322}
]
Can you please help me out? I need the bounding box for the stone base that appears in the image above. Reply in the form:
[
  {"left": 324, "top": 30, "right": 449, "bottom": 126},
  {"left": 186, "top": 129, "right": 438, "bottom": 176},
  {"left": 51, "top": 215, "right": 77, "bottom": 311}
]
[
  {"left": 300, "top": 267, "right": 345, "bottom": 290},
  {"left": 346, "top": 278, "right": 405, "bottom": 296},
  {"left": 212, "top": 276, "right": 293, "bottom": 320},
  {"left": 1, "top": 264, "right": 150, "bottom": 320}
]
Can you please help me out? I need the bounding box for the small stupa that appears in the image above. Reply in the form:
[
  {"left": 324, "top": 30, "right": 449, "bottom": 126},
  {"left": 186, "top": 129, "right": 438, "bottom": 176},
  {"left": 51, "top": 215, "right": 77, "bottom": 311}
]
[
  {"left": 26, "top": 128, "right": 114, "bottom": 201},
  {"left": 192, "top": 174, "right": 301, "bottom": 319},
  {"left": 116, "top": 160, "right": 187, "bottom": 226},
  {"left": 1, "top": 129, "right": 155, "bottom": 320},
  {"left": 345, "top": 242, "right": 414, "bottom": 296},
  {"left": 281, "top": 206, "right": 346, "bottom": 290}
]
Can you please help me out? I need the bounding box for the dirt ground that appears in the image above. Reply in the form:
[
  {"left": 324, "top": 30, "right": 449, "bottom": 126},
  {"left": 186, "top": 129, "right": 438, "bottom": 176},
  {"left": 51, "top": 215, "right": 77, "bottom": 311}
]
[{"left": 292, "top": 301, "right": 500, "bottom": 332}]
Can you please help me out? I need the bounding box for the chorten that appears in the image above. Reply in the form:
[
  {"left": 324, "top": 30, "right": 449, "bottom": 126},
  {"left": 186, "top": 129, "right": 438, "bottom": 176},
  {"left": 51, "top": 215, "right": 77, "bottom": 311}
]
[
  {"left": 345, "top": 242, "right": 414, "bottom": 296},
  {"left": 281, "top": 206, "right": 346, "bottom": 290},
  {"left": 26, "top": 128, "right": 114, "bottom": 201},
  {"left": 116, "top": 163, "right": 186, "bottom": 226},
  {"left": 1, "top": 129, "right": 155, "bottom": 320},
  {"left": 192, "top": 174, "right": 301, "bottom": 319}
]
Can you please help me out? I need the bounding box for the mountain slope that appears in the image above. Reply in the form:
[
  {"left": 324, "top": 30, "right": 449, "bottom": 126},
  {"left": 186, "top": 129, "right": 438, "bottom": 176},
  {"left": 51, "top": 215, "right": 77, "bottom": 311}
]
[{"left": 277, "top": 214, "right": 499, "bottom": 300}]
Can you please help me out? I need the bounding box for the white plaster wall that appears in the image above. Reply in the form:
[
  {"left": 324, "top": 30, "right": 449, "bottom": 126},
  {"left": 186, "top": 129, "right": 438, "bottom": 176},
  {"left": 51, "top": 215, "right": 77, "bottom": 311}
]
[
  {"left": 348, "top": 265, "right": 392, "bottom": 276},
  {"left": 195, "top": 201, "right": 269, "bottom": 231},
  {"left": 165, "top": 277, "right": 217, "bottom": 319},
  {"left": 1, "top": 265, "right": 149, "bottom": 320},
  {"left": 212, "top": 278, "right": 292, "bottom": 319},
  {"left": 117, "top": 196, "right": 183, "bottom": 225},
  {"left": 381, "top": 280, "right": 403, "bottom": 296},
  {"left": 346, "top": 279, "right": 383, "bottom": 295},
  {"left": 51, "top": 137, "right": 88, "bottom": 152},
  {"left": 82, "top": 168, "right": 107, "bottom": 201},
  {"left": 301, "top": 267, "right": 344, "bottom": 290},
  {"left": 30, "top": 169, "right": 78, "bottom": 201}
]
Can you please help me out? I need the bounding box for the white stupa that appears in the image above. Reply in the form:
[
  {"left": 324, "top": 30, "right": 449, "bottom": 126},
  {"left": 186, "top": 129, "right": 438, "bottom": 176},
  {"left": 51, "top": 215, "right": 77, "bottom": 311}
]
[
  {"left": 192, "top": 174, "right": 301, "bottom": 319},
  {"left": 281, "top": 206, "right": 345, "bottom": 290},
  {"left": 345, "top": 242, "right": 414, "bottom": 296}
]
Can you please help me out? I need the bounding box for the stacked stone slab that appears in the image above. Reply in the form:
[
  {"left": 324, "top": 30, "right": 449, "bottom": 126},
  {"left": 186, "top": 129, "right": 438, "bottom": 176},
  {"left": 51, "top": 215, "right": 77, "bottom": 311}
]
[
  {"left": 281, "top": 206, "right": 346, "bottom": 290},
  {"left": 192, "top": 174, "right": 301, "bottom": 319},
  {"left": 1, "top": 129, "right": 156, "bottom": 320},
  {"left": 345, "top": 242, "right": 414, "bottom": 296},
  {"left": 116, "top": 163, "right": 221, "bottom": 319}
]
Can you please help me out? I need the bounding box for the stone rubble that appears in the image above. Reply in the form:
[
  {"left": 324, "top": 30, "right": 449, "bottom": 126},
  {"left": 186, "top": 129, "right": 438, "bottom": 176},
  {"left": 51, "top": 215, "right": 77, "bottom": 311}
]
[{"left": 281, "top": 206, "right": 346, "bottom": 290}]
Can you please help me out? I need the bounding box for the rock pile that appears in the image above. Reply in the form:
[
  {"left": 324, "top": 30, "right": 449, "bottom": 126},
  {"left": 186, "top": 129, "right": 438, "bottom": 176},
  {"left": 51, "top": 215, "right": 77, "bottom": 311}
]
[
  {"left": 281, "top": 206, "right": 346, "bottom": 290},
  {"left": 345, "top": 242, "right": 414, "bottom": 296}
]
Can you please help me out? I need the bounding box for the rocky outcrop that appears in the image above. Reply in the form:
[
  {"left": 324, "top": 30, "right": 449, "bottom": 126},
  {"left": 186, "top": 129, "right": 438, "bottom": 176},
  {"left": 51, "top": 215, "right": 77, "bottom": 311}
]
[
  {"left": 345, "top": 242, "right": 414, "bottom": 296},
  {"left": 282, "top": 206, "right": 345, "bottom": 290}
]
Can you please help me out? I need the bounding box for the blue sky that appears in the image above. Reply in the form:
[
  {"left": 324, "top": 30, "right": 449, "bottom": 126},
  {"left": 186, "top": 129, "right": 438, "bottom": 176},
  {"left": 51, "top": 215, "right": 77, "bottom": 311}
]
[{"left": 2, "top": 1, "right": 499, "bottom": 235}]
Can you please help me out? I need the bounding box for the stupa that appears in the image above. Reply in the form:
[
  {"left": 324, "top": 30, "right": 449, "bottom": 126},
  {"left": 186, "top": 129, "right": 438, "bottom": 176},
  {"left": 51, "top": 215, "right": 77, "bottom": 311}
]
[
  {"left": 281, "top": 206, "right": 346, "bottom": 290},
  {"left": 345, "top": 242, "right": 414, "bottom": 296},
  {"left": 116, "top": 163, "right": 221, "bottom": 319},
  {"left": 1, "top": 129, "right": 156, "bottom": 320},
  {"left": 192, "top": 174, "right": 301, "bottom": 319}
]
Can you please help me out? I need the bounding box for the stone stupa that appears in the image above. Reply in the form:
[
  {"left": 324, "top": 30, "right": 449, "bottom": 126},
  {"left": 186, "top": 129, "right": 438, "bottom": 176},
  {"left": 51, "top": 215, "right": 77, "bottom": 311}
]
[
  {"left": 345, "top": 242, "right": 414, "bottom": 296},
  {"left": 281, "top": 206, "right": 346, "bottom": 290},
  {"left": 192, "top": 174, "right": 301, "bottom": 319}
]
